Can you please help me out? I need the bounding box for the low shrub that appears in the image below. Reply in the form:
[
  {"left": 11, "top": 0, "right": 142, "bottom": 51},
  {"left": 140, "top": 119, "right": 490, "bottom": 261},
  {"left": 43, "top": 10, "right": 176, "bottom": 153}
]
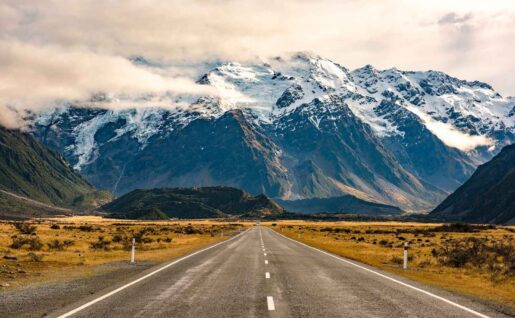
[
  {"left": 434, "top": 223, "right": 496, "bottom": 233},
  {"left": 432, "top": 237, "right": 514, "bottom": 279},
  {"left": 47, "top": 239, "right": 74, "bottom": 250},
  {"left": 13, "top": 223, "right": 37, "bottom": 235},
  {"left": 90, "top": 236, "right": 111, "bottom": 250},
  {"left": 28, "top": 252, "right": 44, "bottom": 262},
  {"left": 10, "top": 236, "right": 43, "bottom": 250}
]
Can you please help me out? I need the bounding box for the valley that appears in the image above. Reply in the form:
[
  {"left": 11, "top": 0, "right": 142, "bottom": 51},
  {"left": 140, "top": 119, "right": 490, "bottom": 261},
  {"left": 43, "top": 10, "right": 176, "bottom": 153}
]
[{"left": 2, "top": 2, "right": 515, "bottom": 317}]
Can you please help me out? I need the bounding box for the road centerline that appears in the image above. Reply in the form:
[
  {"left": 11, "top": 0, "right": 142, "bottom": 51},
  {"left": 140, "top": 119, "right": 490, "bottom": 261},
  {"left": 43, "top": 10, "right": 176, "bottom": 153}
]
[{"left": 267, "top": 296, "right": 275, "bottom": 311}]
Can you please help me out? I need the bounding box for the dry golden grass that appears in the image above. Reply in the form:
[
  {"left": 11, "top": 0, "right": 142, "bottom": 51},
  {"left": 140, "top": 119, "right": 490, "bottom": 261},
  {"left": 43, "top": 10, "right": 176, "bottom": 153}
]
[
  {"left": 264, "top": 221, "right": 515, "bottom": 310},
  {"left": 0, "top": 216, "right": 248, "bottom": 288}
]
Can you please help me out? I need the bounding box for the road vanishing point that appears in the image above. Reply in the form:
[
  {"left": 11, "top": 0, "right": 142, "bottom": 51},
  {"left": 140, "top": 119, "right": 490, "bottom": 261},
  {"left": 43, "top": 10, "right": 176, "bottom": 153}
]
[{"left": 50, "top": 226, "right": 509, "bottom": 318}]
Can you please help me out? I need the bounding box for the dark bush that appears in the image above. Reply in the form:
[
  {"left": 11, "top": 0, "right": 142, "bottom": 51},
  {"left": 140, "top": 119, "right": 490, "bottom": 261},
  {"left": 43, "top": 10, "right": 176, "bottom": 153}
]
[
  {"left": 90, "top": 236, "right": 111, "bottom": 250},
  {"left": 434, "top": 223, "right": 496, "bottom": 233},
  {"left": 10, "top": 236, "right": 43, "bottom": 250},
  {"left": 13, "top": 223, "right": 37, "bottom": 235},
  {"left": 379, "top": 239, "right": 389, "bottom": 246},
  {"left": 112, "top": 234, "right": 123, "bottom": 243},
  {"left": 432, "top": 237, "right": 514, "bottom": 279},
  {"left": 28, "top": 252, "right": 44, "bottom": 262},
  {"left": 79, "top": 225, "right": 96, "bottom": 232},
  {"left": 50, "top": 224, "right": 61, "bottom": 230},
  {"left": 47, "top": 239, "right": 74, "bottom": 250},
  {"left": 183, "top": 225, "right": 202, "bottom": 235}
]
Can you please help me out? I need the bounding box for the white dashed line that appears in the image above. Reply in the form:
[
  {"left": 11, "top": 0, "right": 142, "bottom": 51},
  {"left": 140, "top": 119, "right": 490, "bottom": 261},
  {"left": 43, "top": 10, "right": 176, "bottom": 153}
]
[
  {"left": 265, "top": 272, "right": 270, "bottom": 279},
  {"left": 265, "top": 260, "right": 268, "bottom": 265},
  {"left": 264, "top": 253, "right": 267, "bottom": 256},
  {"left": 267, "top": 296, "right": 275, "bottom": 311}
]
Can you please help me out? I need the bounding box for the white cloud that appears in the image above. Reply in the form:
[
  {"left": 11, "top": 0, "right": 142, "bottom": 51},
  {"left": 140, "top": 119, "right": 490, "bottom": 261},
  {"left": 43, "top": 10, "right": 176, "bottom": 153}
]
[
  {"left": 405, "top": 106, "right": 494, "bottom": 151},
  {"left": 0, "top": 40, "right": 216, "bottom": 128},
  {"left": 0, "top": 0, "right": 514, "bottom": 128}
]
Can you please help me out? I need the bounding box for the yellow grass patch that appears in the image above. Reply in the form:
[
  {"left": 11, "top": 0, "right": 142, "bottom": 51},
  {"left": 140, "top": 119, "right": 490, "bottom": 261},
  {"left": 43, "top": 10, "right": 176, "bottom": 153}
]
[{"left": 0, "top": 216, "right": 249, "bottom": 288}]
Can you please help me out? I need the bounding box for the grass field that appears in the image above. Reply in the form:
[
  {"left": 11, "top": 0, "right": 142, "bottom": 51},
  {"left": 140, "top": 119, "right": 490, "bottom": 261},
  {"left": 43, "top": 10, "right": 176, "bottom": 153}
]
[
  {"left": 265, "top": 221, "right": 515, "bottom": 311},
  {"left": 0, "top": 216, "right": 247, "bottom": 289}
]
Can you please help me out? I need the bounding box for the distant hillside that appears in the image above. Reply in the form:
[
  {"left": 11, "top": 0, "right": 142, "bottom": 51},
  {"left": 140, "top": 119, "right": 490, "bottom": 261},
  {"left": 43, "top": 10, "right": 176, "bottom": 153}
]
[
  {"left": 0, "top": 190, "right": 73, "bottom": 219},
  {"left": 101, "top": 187, "right": 284, "bottom": 219},
  {"left": 276, "top": 195, "right": 404, "bottom": 216},
  {"left": 431, "top": 143, "right": 515, "bottom": 225},
  {"left": 0, "top": 127, "right": 110, "bottom": 216}
]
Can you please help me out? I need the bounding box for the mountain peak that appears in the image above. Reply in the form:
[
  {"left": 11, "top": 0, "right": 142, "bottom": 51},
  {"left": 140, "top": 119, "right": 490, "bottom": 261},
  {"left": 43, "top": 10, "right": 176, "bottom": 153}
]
[{"left": 28, "top": 52, "right": 515, "bottom": 211}]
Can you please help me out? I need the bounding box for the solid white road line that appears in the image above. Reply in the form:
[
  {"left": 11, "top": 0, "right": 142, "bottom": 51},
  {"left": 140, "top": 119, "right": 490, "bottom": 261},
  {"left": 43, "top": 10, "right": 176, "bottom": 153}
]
[
  {"left": 56, "top": 228, "right": 250, "bottom": 318},
  {"left": 265, "top": 272, "right": 270, "bottom": 279},
  {"left": 265, "top": 260, "right": 268, "bottom": 265},
  {"left": 267, "top": 296, "right": 275, "bottom": 311},
  {"left": 270, "top": 229, "right": 490, "bottom": 318}
]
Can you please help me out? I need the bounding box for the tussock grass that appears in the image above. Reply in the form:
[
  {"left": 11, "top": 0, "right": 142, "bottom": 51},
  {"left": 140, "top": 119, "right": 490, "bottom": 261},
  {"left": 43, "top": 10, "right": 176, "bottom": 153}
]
[{"left": 0, "top": 216, "right": 247, "bottom": 289}]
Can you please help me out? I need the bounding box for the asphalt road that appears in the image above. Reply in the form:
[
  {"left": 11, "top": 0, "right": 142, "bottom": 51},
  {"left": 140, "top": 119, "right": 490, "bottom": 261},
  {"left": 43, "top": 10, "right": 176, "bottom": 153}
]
[{"left": 49, "top": 226, "right": 510, "bottom": 318}]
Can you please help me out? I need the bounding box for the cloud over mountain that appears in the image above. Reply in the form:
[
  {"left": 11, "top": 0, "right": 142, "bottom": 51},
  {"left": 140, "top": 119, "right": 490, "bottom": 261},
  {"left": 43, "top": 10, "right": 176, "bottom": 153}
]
[{"left": 1, "top": 0, "right": 515, "bottom": 128}]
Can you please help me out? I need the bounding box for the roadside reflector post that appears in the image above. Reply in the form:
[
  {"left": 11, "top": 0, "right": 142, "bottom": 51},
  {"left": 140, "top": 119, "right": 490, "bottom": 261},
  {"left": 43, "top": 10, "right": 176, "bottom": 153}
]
[
  {"left": 403, "top": 242, "right": 408, "bottom": 270},
  {"left": 221, "top": 230, "right": 224, "bottom": 238},
  {"left": 131, "top": 238, "right": 136, "bottom": 264}
]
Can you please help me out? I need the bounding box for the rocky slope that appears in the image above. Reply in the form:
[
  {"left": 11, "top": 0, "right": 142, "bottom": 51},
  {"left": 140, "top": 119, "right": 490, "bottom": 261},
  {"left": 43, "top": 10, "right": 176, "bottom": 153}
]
[
  {"left": 101, "top": 187, "right": 284, "bottom": 219},
  {"left": 29, "top": 53, "right": 515, "bottom": 211},
  {"left": 431, "top": 143, "right": 515, "bottom": 224}
]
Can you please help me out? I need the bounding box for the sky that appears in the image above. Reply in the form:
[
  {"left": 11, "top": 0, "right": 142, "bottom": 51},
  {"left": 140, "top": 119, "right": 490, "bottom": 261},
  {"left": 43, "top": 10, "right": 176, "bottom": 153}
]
[{"left": 1, "top": 0, "right": 515, "bottom": 129}]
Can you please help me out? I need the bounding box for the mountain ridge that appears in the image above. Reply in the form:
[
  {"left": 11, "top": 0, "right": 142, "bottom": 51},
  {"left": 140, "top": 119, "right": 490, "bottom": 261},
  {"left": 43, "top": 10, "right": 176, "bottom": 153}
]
[
  {"left": 28, "top": 52, "right": 514, "bottom": 211},
  {"left": 0, "top": 127, "right": 110, "bottom": 217},
  {"left": 276, "top": 195, "right": 404, "bottom": 216},
  {"left": 100, "top": 186, "right": 284, "bottom": 219},
  {"left": 431, "top": 143, "right": 515, "bottom": 225}
]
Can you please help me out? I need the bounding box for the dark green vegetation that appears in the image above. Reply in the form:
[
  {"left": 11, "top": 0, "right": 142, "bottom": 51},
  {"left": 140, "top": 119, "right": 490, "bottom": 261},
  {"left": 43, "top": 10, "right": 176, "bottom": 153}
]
[
  {"left": 0, "top": 128, "right": 111, "bottom": 217},
  {"left": 276, "top": 195, "right": 404, "bottom": 215},
  {"left": 432, "top": 143, "right": 515, "bottom": 225},
  {"left": 101, "top": 187, "right": 284, "bottom": 219}
]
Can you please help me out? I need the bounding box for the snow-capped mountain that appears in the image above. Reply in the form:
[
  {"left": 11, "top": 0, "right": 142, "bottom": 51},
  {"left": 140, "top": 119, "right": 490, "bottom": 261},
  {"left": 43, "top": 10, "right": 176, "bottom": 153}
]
[{"left": 29, "top": 53, "right": 515, "bottom": 211}]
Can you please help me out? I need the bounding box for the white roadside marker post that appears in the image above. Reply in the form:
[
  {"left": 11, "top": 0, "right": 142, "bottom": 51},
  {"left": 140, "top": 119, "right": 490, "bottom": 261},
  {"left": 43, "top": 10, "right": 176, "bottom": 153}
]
[
  {"left": 403, "top": 242, "right": 408, "bottom": 271},
  {"left": 131, "top": 238, "right": 136, "bottom": 264},
  {"left": 221, "top": 230, "right": 224, "bottom": 238}
]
